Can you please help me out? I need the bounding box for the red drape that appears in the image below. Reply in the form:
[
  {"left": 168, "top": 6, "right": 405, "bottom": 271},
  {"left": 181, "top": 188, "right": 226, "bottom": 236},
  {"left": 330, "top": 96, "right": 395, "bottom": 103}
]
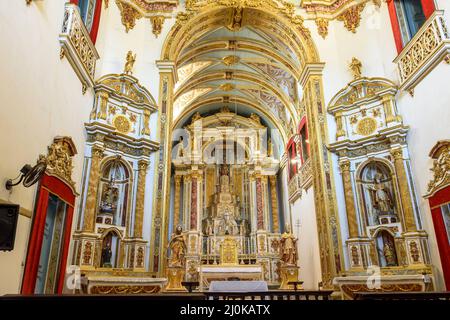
[
  {"left": 21, "top": 174, "right": 76, "bottom": 294},
  {"left": 428, "top": 186, "right": 450, "bottom": 290}
]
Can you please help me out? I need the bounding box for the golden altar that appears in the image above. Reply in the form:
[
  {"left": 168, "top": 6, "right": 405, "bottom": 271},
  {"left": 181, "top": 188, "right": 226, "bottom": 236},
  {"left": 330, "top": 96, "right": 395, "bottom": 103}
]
[{"left": 198, "top": 236, "right": 263, "bottom": 289}]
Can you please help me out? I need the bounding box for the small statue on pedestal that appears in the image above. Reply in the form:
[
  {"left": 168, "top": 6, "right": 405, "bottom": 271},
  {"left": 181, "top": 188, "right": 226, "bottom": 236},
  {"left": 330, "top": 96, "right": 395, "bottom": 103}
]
[
  {"left": 101, "top": 242, "right": 112, "bottom": 268},
  {"left": 166, "top": 225, "right": 187, "bottom": 291},
  {"left": 280, "top": 224, "right": 298, "bottom": 266},
  {"left": 279, "top": 224, "right": 301, "bottom": 290},
  {"left": 168, "top": 225, "right": 186, "bottom": 267}
]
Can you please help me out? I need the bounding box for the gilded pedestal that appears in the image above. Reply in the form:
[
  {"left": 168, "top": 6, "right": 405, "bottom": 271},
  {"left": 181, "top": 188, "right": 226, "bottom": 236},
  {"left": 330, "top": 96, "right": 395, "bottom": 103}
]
[
  {"left": 165, "top": 266, "right": 186, "bottom": 291},
  {"left": 279, "top": 265, "right": 300, "bottom": 290}
]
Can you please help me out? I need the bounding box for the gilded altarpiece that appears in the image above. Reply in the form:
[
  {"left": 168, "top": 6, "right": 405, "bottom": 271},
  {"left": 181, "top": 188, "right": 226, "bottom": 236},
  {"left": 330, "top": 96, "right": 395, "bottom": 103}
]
[
  {"left": 73, "top": 73, "right": 160, "bottom": 286},
  {"left": 170, "top": 110, "right": 284, "bottom": 286},
  {"left": 328, "top": 76, "right": 433, "bottom": 297}
]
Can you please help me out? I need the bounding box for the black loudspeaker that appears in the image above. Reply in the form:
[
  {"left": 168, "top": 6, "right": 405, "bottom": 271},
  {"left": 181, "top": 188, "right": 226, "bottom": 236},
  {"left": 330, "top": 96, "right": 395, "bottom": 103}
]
[{"left": 0, "top": 204, "right": 20, "bottom": 251}]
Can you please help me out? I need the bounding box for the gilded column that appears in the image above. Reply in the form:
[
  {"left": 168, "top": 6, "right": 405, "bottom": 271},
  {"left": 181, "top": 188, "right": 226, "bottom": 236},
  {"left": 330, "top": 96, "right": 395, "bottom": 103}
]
[
  {"left": 256, "top": 176, "right": 264, "bottom": 230},
  {"left": 269, "top": 175, "right": 280, "bottom": 233},
  {"left": 391, "top": 148, "right": 416, "bottom": 232},
  {"left": 83, "top": 145, "right": 104, "bottom": 232},
  {"left": 339, "top": 160, "right": 358, "bottom": 238},
  {"left": 300, "top": 65, "right": 344, "bottom": 287},
  {"left": 173, "top": 175, "right": 182, "bottom": 228},
  {"left": 96, "top": 92, "right": 109, "bottom": 120},
  {"left": 382, "top": 95, "right": 401, "bottom": 124},
  {"left": 335, "top": 111, "right": 346, "bottom": 139},
  {"left": 133, "top": 159, "right": 149, "bottom": 238}
]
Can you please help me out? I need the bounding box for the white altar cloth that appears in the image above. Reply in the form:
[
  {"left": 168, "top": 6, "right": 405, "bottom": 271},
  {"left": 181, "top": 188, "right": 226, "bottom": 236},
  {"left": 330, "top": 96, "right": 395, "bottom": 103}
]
[{"left": 209, "top": 280, "right": 268, "bottom": 292}]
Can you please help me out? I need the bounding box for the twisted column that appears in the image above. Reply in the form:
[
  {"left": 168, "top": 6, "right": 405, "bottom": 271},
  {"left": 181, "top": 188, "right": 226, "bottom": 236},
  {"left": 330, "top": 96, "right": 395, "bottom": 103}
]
[
  {"left": 83, "top": 145, "right": 104, "bottom": 232},
  {"left": 269, "top": 175, "right": 280, "bottom": 233},
  {"left": 339, "top": 160, "right": 358, "bottom": 238},
  {"left": 391, "top": 148, "right": 416, "bottom": 232},
  {"left": 134, "top": 159, "right": 149, "bottom": 238}
]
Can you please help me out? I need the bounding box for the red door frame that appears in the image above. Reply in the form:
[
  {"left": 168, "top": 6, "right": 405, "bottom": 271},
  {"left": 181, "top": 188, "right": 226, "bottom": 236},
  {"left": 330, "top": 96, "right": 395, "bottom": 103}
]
[
  {"left": 21, "top": 174, "right": 76, "bottom": 294},
  {"left": 387, "top": 0, "right": 436, "bottom": 53},
  {"left": 428, "top": 186, "right": 450, "bottom": 290}
]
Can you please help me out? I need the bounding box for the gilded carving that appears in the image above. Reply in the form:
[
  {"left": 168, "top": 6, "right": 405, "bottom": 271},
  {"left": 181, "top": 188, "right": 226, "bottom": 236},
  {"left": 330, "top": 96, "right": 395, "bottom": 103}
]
[
  {"left": 425, "top": 140, "right": 450, "bottom": 198},
  {"left": 356, "top": 117, "right": 377, "bottom": 136},
  {"left": 116, "top": 0, "right": 143, "bottom": 32},
  {"left": 46, "top": 137, "right": 78, "bottom": 189},
  {"left": 337, "top": 4, "right": 365, "bottom": 33},
  {"left": 315, "top": 18, "right": 328, "bottom": 39},
  {"left": 150, "top": 16, "right": 165, "bottom": 38},
  {"left": 112, "top": 114, "right": 132, "bottom": 134}
]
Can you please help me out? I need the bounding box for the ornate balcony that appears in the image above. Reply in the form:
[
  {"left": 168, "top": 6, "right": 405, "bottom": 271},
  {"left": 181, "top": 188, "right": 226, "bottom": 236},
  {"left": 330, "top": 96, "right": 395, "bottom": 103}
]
[
  {"left": 59, "top": 3, "right": 99, "bottom": 94},
  {"left": 288, "top": 173, "right": 302, "bottom": 203},
  {"left": 299, "top": 158, "right": 313, "bottom": 190},
  {"left": 394, "top": 11, "right": 450, "bottom": 95}
]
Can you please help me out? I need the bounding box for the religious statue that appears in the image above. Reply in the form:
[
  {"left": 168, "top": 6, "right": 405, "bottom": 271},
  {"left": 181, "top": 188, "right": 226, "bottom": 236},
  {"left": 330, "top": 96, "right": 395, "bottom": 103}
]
[
  {"left": 383, "top": 242, "right": 397, "bottom": 266},
  {"left": 100, "top": 184, "right": 119, "bottom": 214},
  {"left": 124, "top": 51, "right": 136, "bottom": 75},
  {"left": 349, "top": 57, "right": 362, "bottom": 79},
  {"left": 101, "top": 242, "right": 112, "bottom": 268},
  {"left": 280, "top": 224, "right": 298, "bottom": 266},
  {"left": 168, "top": 225, "right": 187, "bottom": 267},
  {"left": 367, "top": 173, "right": 394, "bottom": 214},
  {"left": 250, "top": 113, "right": 261, "bottom": 124},
  {"left": 267, "top": 137, "right": 273, "bottom": 157}
]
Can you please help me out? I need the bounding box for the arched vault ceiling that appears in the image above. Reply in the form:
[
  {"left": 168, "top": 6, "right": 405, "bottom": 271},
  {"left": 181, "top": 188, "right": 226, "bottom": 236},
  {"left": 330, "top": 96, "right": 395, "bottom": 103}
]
[{"left": 165, "top": 2, "right": 319, "bottom": 141}]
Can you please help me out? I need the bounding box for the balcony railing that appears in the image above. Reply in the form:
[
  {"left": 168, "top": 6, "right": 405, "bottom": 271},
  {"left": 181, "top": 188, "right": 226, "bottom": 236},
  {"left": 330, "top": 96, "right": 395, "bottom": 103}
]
[
  {"left": 59, "top": 3, "right": 99, "bottom": 94},
  {"left": 288, "top": 173, "right": 302, "bottom": 203},
  {"left": 299, "top": 158, "right": 312, "bottom": 190},
  {"left": 394, "top": 11, "right": 450, "bottom": 95}
]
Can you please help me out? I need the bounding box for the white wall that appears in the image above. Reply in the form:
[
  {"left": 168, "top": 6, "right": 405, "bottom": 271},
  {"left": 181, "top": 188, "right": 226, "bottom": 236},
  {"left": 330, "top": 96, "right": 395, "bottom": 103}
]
[
  {"left": 291, "top": 188, "right": 322, "bottom": 289},
  {"left": 0, "top": 1, "right": 95, "bottom": 294}
]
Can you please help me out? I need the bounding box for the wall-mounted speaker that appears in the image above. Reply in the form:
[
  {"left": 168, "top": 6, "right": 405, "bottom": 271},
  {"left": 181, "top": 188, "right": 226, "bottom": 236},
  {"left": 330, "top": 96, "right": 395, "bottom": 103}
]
[{"left": 0, "top": 204, "right": 20, "bottom": 251}]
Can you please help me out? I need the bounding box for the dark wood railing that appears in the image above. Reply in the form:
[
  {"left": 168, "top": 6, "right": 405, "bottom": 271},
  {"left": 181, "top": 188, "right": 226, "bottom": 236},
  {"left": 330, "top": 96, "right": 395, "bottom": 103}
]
[
  {"left": 354, "top": 292, "right": 450, "bottom": 300},
  {"left": 204, "top": 290, "right": 334, "bottom": 300}
]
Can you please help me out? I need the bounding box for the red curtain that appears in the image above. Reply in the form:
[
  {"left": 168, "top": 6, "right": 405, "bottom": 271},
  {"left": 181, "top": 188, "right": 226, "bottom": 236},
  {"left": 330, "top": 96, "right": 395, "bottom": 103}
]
[
  {"left": 428, "top": 187, "right": 450, "bottom": 290},
  {"left": 21, "top": 174, "right": 76, "bottom": 294}
]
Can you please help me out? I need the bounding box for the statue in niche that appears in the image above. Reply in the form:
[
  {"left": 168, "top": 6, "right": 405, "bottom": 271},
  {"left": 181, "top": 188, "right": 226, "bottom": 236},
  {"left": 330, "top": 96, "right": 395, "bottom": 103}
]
[
  {"left": 362, "top": 163, "right": 397, "bottom": 225},
  {"left": 368, "top": 172, "right": 394, "bottom": 213},
  {"left": 124, "top": 51, "right": 136, "bottom": 75},
  {"left": 168, "top": 225, "right": 187, "bottom": 267},
  {"left": 280, "top": 224, "right": 298, "bottom": 266},
  {"left": 101, "top": 241, "right": 112, "bottom": 268},
  {"left": 100, "top": 184, "right": 119, "bottom": 214},
  {"left": 267, "top": 137, "right": 273, "bottom": 157},
  {"left": 383, "top": 242, "right": 397, "bottom": 266}
]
